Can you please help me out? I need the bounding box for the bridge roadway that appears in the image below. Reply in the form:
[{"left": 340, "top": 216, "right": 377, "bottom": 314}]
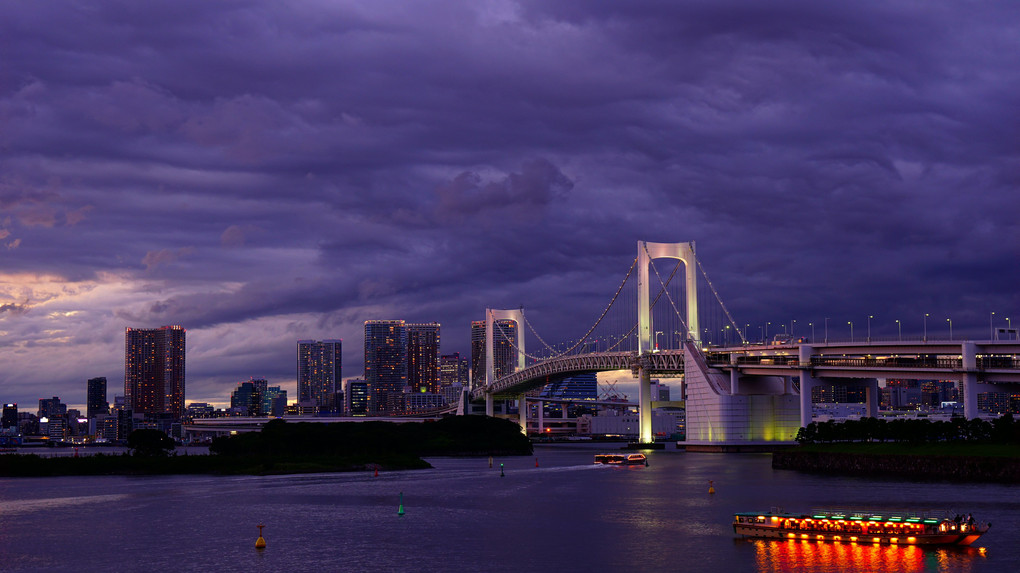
[
  {"left": 469, "top": 350, "right": 684, "bottom": 400},
  {"left": 471, "top": 339, "right": 1020, "bottom": 431}
]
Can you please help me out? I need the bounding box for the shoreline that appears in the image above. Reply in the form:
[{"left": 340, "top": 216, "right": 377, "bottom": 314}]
[{"left": 773, "top": 448, "right": 1020, "bottom": 483}]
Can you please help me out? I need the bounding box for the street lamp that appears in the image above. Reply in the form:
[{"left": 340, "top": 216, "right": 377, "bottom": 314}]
[
  {"left": 744, "top": 324, "right": 750, "bottom": 344},
  {"left": 654, "top": 330, "right": 663, "bottom": 351},
  {"left": 824, "top": 317, "right": 829, "bottom": 344},
  {"left": 759, "top": 325, "right": 764, "bottom": 344},
  {"left": 947, "top": 318, "right": 952, "bottom": 341},
  {"left": 867, "top": 315, "right": 873, "bottom": 343},
  {"left": 766, "top": 322, "right": 771, "bottom": 341},
  {"left": 923, "top": 313, "right": 929, "bottom": 342},
  {"left": 848, "top": 321, "right": 854, "bottom": 342},
  {"left": 809, "top": 322, "right": 815, "bottom": 342},
  {"left": 990, "top": 311, "right": 996, "bottom": 340},
  {"left": 724, "top": 325, "right": 731, "bottom": 346},
  {"left": 895, "top": 319, "right": 902, "bottom": 341},
  {"left": 790, "top": 319, "right": 797, "bottom": 338}
]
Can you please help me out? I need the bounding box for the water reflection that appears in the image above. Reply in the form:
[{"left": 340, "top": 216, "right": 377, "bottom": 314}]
[{"left": 750, "top": 539, "right": 986, "bottom": 573}]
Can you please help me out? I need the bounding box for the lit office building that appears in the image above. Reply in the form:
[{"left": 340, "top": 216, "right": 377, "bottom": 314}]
[
  {"left": 440, "top": 353, "right": 469, "bottom": 388},
  {"left": 87, "top": 377, "right": 109, "bottom": 419},
  {"left": 38, "top": 396, "right": 67, "bottom": 420},
  {"left": 297, "top": 340, "right": 342, "bottom": 411},
  {"left": 407, "top": 323, "right": 441, "bottom": 394},
  {"left": 345, "top": 379, "right": 370, "bottom": 416},
  {"left": 124, "top": 325, "right": 186, "bottom": 419},
  {"left": 364, "top": 320, "right": 407, "bottom": 414},
  {"left": 2, "top": 404, "right": 17, "bottom": 429}
]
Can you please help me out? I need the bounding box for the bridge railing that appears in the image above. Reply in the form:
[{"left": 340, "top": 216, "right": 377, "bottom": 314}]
[
  {"left": 811, "top": 356, "right": 963, "bottom": 368},
  {"left": 977, "top": 356, "right": 1020, "bottom": 369}
]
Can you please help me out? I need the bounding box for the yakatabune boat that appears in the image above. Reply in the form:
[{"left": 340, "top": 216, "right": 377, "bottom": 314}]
[
  {"left": 733, "top": 508, "right": 990, "bottom": 546},
  {"left": 594, "top": 453, "right": 648, "bottom": 466}
]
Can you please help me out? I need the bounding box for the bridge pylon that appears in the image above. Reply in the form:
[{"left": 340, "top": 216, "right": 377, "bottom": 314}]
[
  {"left": 484, "top": 308, "right": 527, "bottom": 429},
  {"left": 636, "top": 240, "right": 699, "bottom": 444}
]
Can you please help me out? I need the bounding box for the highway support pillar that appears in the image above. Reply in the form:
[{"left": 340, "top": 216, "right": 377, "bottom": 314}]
[
  {"left": 485, "top": 392, "right": 494, "bottom": 417},
  {"left": 865, "top": 378, "right": 880, "bottom": 418},
  {"left": 798, "top": 345, "right": 816, "bottom": 429},
  {"left": 961, "top": 342, "right": 979, "bottom": 420},
  {"left": 519, "top": 395, "right": 528, "bottom": 434}
]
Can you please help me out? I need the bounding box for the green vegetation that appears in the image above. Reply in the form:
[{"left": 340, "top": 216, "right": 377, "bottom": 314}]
[
  {"left": 0, "top": 415, "right": 532, "bottom": 477},
  {"left": 127, "top": 429, "right": 176, "bottom": 457},
  {"left": 795, "top": 414, "right": 1020, "bottom": 445},
  {"left": 793, "top": 442, "right": 1020, "bottom": 458}
]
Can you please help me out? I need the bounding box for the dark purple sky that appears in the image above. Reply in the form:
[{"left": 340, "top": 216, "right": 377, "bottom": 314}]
[{"left": 1, "top": 1, "right": 1018, "bottom": 409}]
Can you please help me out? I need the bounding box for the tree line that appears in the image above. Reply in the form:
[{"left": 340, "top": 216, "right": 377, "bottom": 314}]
[{"left": 796, "top": 414, "right": 1020, "bottom": 444}]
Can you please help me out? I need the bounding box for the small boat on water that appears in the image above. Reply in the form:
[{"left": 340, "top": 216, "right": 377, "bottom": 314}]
[
  {"left": 594, "top": 453, "right": 648, "bottom": 466},
  {"left": 733, "top": 508, "right": 990, "bottom": 546}
]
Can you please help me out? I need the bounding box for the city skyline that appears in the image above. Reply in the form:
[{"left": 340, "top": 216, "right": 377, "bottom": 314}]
[{"left": 1, "top": 2, "right": 1018, "bottom": 409}]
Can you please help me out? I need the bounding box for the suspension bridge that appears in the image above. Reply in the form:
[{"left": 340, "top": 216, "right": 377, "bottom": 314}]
[{"left": 468, "top": 241, "right": 1020, "bottom": 447}]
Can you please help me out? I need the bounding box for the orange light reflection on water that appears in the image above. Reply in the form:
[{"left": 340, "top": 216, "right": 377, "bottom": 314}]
[{"left": 751, "top": 539, "right": 986, "bottom": 573}]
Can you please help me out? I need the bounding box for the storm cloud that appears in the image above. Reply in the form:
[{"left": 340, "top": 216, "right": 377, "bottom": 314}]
[{"left": 0, "top": 0, "right": 1017, "bottom": 408}]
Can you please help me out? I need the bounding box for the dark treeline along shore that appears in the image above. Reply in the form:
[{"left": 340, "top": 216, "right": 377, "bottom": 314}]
[
  {"left": 0, "top": 416, "right": 533, "bottom": 477},
  {"left": 775, "top": 415, "right": 1020, "bottom": 482}
]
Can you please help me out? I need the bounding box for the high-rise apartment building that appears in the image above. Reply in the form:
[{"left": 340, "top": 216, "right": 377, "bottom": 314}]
[
  {"left": 364, "top": 320, "right": 407, "bottom": 414},
  {"left": 87, "top": 377, "right": 109, "bottom": 419},
  {"left": 2, "top": 404, "right": 18, "bottom": 429},
  {"left": 407, "top": 323, "right": 441, "bottom": 394},
  {"left": 124, "top": 325, "right": 186, "bottom": 419},
  {"left": 440, "top": 353, "right": 469, "bottom": 388},
  {"left": 470, "top": 319, "right": 518, "bottom": 389},
  {"left": 297, "top": 340, "right": 342, "bottom": 410},
  {"left": 38, "top": 396, "right": 67, "bottom": 420}
]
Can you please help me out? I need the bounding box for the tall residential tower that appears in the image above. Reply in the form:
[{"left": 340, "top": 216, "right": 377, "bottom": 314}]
[
  {"left": 124, "top": 325, "right": 186, "bottom": 419},
  {"left": 297, "top": 340, "right": 342, "bottom": 411}
]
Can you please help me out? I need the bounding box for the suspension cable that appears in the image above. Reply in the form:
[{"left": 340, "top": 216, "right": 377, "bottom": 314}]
[{"left": 697, "top": 258, "right": 746, "bottom": 344}]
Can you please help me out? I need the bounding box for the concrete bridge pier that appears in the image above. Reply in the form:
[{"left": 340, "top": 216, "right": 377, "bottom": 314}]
[
  {"left": 865, "top": 378, "right": 880, "bottom": 418},
  {"left": 485, "top": 393, "right": 494, "bottom": 417},
  {"left": 798, "top": 345, "right": 817, "bottom": 428},
  {"left": 519, "top": 395, "right": 528, "bottom": 433},
  {"left": 638, "top": 363, "right": 653, "bottom": 444},
  {"left": 962, "top": 341, "right": 978, "bottom": 420}
]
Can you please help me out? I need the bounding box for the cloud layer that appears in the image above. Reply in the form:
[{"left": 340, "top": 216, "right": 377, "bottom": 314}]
[{"left": 1, "top": 1, "right": 1018, "bottom": 408}]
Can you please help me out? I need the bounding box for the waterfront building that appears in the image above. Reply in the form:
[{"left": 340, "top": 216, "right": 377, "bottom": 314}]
[
  {"left": 230, "top": 378, "right": 268, "bottom": 416},
  {"left": 264, "top": 386, "right": 288, "bottom": 416},
  {"left": 87, "top": 377, "right": 109, "bottom": 419},
  {"left": 38, "top": 396, "right": 67, "bottom": 420},
  {"left": 405, "top": 392, "right": 445, "bottom": 413},
  {"left": 407, "top": 323, "right": 441, "bottom": 394},
  {"left": 186, "top": 403, "right": 215, "bottom": 418},
  {"left": 364, "top": 320, "right": 407, "bottom": 414},
  {"left": 345, "top": 379, "right": 370, "bottom": 415},
  {"left": 440, "top": 353, "right": 469, "bottom": 388},
  {"left": 297, "top": 340, "right": 342, "bottom": 411},
  {"left": 124, "top": 325, "right": 186, "bottom": 419},
  {"left": 539, "top": 373, "right": 598, "bottom": 418},
  {"left": 470, "top": 319, "right": 517, "bottom": 389},
  {"left": 2, "top": 403, "right": 17, "bottom": 429}
]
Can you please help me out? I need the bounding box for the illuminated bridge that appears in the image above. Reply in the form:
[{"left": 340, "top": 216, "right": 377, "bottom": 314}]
[{"left": 468, "top": 240, "right": 1020, "bottom": 447}]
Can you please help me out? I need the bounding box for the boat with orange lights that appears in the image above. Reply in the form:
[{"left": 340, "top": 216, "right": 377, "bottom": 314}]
[
  {"left": 594, "top": 453, "right": 648, "bottom": 466},
  {"left": 733, "top": 508, "right": 990, "bottom": 546}
]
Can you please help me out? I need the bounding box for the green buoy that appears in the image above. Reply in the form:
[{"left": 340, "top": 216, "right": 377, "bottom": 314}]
[{"left": 398, "top": 492, "right": 405, "bottom": 516}]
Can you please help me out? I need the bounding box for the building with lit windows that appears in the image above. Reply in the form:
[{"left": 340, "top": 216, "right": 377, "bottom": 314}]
[
  {"left": 407, "top": 323, "right": 441, "bottom": 394},
  {"left": 124, "top": 325, "right": 186, "bottom": 419},
  {"left": 87, "top": 377, "right": 109, "bottom": 419},
  {"left": 440, "top": 353, "right": 469, "bottom": 388},
  {"left": 364, "top": 321, "right": 407, "bottom": 414},
  {"left": 345, "top": 379, "right": 370, "bottom": 415},
  {"left": 297, "top": 340, "right": 342, "bottom": 411}
]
